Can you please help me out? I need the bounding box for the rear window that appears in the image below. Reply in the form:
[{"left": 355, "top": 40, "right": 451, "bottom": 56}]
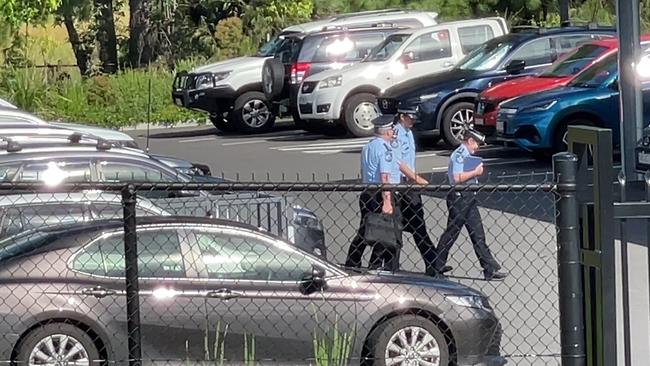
[
  {"left": 0, "top": 205, "right": 88, "bottom": 238},
  {"left": 458, "top": 25, "right": 495, "bottom": 54},
  {"left": 298, "top": 32, "right": 386, "bottom": 63}
]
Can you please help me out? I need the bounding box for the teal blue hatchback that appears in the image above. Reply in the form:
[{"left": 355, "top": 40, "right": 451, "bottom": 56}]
[{"left": 496, "top": 51, "right": 650, "bottom": 153}]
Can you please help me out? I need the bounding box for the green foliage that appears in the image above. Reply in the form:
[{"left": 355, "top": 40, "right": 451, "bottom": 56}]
[
  {"left": 214, "top": 17, "right": 246, "bottom": 59},
  {"left": 312, "top": 318, "right": 354, "bottom": 366},
  {"left": 243, "top": 333, "right": 255, "bottom": 366},
  {"left": 0, "top": 0, "right": 61, "bottom": 27}
]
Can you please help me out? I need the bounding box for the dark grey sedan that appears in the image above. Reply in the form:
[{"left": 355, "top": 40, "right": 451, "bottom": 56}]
[{"left": 0, "top": 217, "right": 504, "bottom": 366}]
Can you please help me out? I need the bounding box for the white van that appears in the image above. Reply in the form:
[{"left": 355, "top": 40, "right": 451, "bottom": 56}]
[
  {"left": 297, "top": 18, "right": 507, "bottom": 136},
  {"left": 171, "top": 9, "right": 439, "bottom": 133}
]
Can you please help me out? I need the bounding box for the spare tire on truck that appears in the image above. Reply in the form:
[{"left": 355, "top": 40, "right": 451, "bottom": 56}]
[{"left": 262, "top": 58, "right": 285, "bottom": 101}]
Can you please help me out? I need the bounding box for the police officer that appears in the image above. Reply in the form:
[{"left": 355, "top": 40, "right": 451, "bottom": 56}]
[
  {"left": 392, "top": 107, "right": 450, "bottom": 276},
  {"left": 435, "top": 129, "right": 507, "bottom": 281},
  {"left": 345, "top": 114, "right": 402, "bottom": 271}
]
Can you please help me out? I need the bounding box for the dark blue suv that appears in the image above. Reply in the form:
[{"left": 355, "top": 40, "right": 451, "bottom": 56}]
[{"left": 377, "top": 26, "right": 616, "bottom": 146}]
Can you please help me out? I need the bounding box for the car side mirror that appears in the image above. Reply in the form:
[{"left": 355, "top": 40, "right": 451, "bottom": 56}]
[
  {"left": 299, "top": 266, "right": 327, "bottom": 295},
  {"left": 505, "top": 59, "right": 526, "bottom": 75}
]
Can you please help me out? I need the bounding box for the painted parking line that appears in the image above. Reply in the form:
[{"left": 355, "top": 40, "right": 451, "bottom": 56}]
[{"left": 178, "top": 137, "right": 218, "bottom": 143}]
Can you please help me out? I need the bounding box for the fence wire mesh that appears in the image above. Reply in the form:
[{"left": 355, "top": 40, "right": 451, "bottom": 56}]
[{"left": 0, "top": 180, "right": 558, "bottom": 366}]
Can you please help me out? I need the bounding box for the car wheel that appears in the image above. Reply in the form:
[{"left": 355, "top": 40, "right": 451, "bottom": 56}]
[
  {"left": 553, "top": 119, "right": 594, "bottom": 153},
  {"left": 15, "top": 323, "right": 101, "bottom": 366},
  {"left": 262, "top": 58, "right": 285, "bottom": 101},
  {"left": 367, "top": 315, "right": 450, "bottom": 366},
  {"left": 442, "top": 102, "right": 474, "bottom": 147},
  {"left": 210, "top": 114, "right": 238, "bottom": 132},
  {"left": 343, "top": 93, "right": 381, "bottom": 137},
  {"left": 233, "top": 92, "right": 276, "bottom": 133}
]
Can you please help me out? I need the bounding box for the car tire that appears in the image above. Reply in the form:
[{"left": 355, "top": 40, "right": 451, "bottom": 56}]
[
  {"left": 343, "top": 93, "right": 381, "bottom": 137},
  {"left": 366, "top": 315, "right": 450, "bottom": 366},
  {"left": 15, "top": 323, "right": 102, "bottom": 366},
  {"left": 442, "top": 101, "right": 474, "bottom": 147},
  {"left": 553, "top": 119, "right": 594, "bottom": 153},
  {"left": 262, "top": 58, "right": 285, "bottom": 101},
  {"left": 232, "top": 91, "right": 276, "bottom": 133},
  {"left": 210, "top": 114, "right": 238, "bottom": 132}
]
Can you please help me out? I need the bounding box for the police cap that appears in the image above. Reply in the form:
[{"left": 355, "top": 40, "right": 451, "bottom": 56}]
[
  {"left": 397, "top": 102, "right": 417, "bottom": 120},
  {"left": 371, "top": 114, "right": 395, "bottom": 131},
  {"left": 462, "top": 128, "right": 486, "bottom": 144}
]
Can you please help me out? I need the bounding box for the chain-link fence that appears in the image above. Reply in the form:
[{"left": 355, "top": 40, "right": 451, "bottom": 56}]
[{"left": 0, "top": 180, "right": 558, "bottom": 366}]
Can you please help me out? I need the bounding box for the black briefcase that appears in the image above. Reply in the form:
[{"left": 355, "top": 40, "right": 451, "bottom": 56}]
[{"left": 364, "top": 212, "right": 403, "bottom": 248}]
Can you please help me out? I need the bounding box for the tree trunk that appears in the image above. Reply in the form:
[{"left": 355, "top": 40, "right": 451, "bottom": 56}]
[
  {"left": 129, "top": 0, "right": 153, "bottom": 67},
  {"left": 94, "top": 0, "right": 118, "bottom": 73},
  {"left": 62, "top": 14, "right": 92, "bottom": 77}
]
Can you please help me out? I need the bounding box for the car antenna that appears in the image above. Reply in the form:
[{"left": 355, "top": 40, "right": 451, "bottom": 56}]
[{"left": 146, "top": 76, "right": 152, "bottom": 153}]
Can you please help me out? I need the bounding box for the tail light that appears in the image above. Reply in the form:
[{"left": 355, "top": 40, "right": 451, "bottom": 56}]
[{"left": 291, "top": 63, "right": 311, "bottom": 84}]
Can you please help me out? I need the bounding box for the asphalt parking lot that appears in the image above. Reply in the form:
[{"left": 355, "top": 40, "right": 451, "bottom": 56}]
[
  {"left": 127, "top": 121, "right": 565, "bottom": 365},
  {"left": 127, "top": 121, "right": 555, "bottom": 183}
]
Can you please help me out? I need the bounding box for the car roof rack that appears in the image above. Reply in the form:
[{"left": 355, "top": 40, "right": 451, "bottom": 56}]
[
  {"left": 330, "top": 9, "right": 404, "bottom": 21},
  {"left": 0, "top": 137, "right": 22, "bottom": 153}
]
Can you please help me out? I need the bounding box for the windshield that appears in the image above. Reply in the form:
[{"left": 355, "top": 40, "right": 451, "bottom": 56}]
[
  {"left": 540, "top": 45, "right": 608, "bottom": 78},
  {"left": 0, "top": 230, "right": 53, "bottom": 262},
  {"left": 365, "top": 33, "right": 410, "bottom": 62},
  {"left": 456, "top": 40, "right": 513, "bottom": 71},
  {"left": 568, "top": 52, "right": 617, "bottom": 88},
  {"left": 257, "top": 34, "right": 295, "bottom": 57}
]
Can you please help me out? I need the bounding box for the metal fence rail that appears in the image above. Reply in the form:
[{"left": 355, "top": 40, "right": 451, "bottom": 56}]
[{"left": 0, "top": 180, "right": 559, "bottom": 366}]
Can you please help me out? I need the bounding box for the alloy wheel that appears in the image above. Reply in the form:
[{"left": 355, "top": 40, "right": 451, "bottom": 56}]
[
  {"left": 450, "top": 108, "right": 473, "bottom": 141},
  {"left": 242, "top": 99, "right": 271, "bottom": 128},
  {"left": 29, "top": 334, "right": 90, "bottom": 366},
  {"left": 384, "top": 326, "right": 441, "bottom": 366}
]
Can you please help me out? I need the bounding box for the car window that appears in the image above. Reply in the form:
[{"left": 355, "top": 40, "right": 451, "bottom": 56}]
[
  {"left": 366, "top": 33, "right": 411, "bottom": 62},
  {"left": 568, "top": 52, "right": 618, "bottom": 88},
  {"left": 402, "top": 29, "right": 452, "bottom": 62},
  {"left": 458, "top": 25, "right": 495, "bottom": 54},
  {"left": 89, "top": 203, "right": 158, "bottom": 220},
  {"left": 509, "top": 38, "right": 555, "bottom": 66},
  {"left": 0, "top": 205, "right": 88, "bottom": 237},
  {"left": 17, "top": 161, "right": 93, "bottom": 184},
  {"left": 305, "top": 32, "right": 385, "bottom": 63},
  {"left": 540, "top": 44, "right": 609, "bottom": 77},
  {"left": 194, "top": 231, "right": 313, "bottom": 281},
  {"left": 72, "top": 230, "right": 186, "bottom": 278},
  {"left": 97, "top": 161, "right": 175, "bottom": 182},
  {"left": 555, "top": 34, "right": 596, "bottom": 56},
  {"left": 0, "top": 163, "right": 21, "bottom": 182}
]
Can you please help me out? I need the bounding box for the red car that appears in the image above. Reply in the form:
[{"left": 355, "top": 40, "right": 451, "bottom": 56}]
[{"left": 474, "top": 35, "right": 650, "bottom": 136}]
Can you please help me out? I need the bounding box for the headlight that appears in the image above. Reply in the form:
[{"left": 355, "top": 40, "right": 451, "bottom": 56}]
[
  {"left": 499, "top": 107, "right": 518, "bottom": 115},
  {"left": 446, "top": 295, "right": 491, "bottom": 310},
  {"left": 319, "top": 75, "right": 342, "bottom": 89},
  {"left": 292, "top": 206, "right": 323, "bottom": 230},
  {"left": 523, "top": 100, "right": 557, "bottom": 112},
  {"left": 195, "top": 75, "right": 214, "bottom": 89},
  {"left": 214, "top": 71, "right": 231, "bottom": 82}
]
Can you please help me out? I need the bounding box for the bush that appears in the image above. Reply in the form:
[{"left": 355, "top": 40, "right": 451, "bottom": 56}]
[{"left": 0, "top": 65, "right": 205, "bottom": 128}]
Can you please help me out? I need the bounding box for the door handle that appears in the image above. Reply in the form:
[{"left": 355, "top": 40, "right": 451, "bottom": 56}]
[
  {"left": 206, "top": 289, "right": 242, "bottom": 300},
  {"left": 443, "top": 61, "right": 454, "bottom": 68},
  {"left": 81, "top": 286, "right": 116, "bottom": 299}
]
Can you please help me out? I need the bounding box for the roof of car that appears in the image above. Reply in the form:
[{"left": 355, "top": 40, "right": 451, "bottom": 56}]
[
  {"left": 0, "top": 192, "right": 168, "bottom": 214},
  {"left": 589, "top": 33, "right": 650, "bottom": 48},
  {"left": 303, "top": 24, "right": 408, "bottom": 38},
  {"left": 499, "top": 26, "right": 616, "bottom": 44}
]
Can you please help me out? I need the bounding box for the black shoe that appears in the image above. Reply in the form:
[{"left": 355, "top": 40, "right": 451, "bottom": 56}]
[{"left": 484, "top": 270, "right": 507, "bottom": 281}]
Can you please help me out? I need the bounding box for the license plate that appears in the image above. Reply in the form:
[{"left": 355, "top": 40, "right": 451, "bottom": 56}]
[
  {"left": 474, "top": 116, "right": 484, "bottom": 125},
  {"left": 174, "top": 98, "right": 183, "bottom": 107},
  {"left": 639, "top": 151, "right": 650, "bottom": 165},
  {"left": 496, "top": 121, "right": 504, "bottom": 133}
]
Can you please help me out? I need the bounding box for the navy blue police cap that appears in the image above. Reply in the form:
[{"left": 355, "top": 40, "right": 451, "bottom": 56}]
[{"left": 372, "top": 114, "right": 395, "bottom": 131}]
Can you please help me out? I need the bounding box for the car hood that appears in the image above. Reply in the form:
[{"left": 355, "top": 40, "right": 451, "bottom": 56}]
[
  {"left": 349, "top": 270, "right": 484, "bottom": 296},
  {"left": 49, "top": 122, "right": 135, "bottom": 142},
  {"left": 483, "top": 75, "right": 572, "bottom": 102},
  {"left": 191, "top": 56, "right": 267, "bottom": 74},
  {"left": 304, "top": 62, "right": 385, "bottom": 83},
  {"left": 381, "top": 68, "right": 482, "bottom": 99},
  {"left": 149, "top": 154, "right": 194, "bottom": 168},
  {"left": 501, "top": 86, "right": 594, "bottom": 109}
]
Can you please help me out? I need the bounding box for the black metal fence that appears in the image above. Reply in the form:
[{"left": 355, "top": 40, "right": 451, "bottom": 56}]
[{"left": 0, "top": 180, "right": 560, "bottom": 366}]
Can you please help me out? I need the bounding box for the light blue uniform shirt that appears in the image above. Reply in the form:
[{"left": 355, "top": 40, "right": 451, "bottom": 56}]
[
  {"left": 448, "top": 144, "right": 478, "bottom": 185},
  {"left": 361, "top": 137, "right": 401, "bottom": 184},
  {"left": 393, "top": 123, "right": 416, "bottom": 176}
]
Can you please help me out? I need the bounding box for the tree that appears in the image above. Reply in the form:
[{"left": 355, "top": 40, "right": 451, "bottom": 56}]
[
  {"left": 128, "top": 0, "right": 153, "bottom": 67},
  {"left": 94, "top": 0, "right": 118, "bottom": 73},
  {"left": 55, "top": 0, "right": 94, "bottom": 76},
  {"left": 0, "top": 0, "right": 60, "bottom": 27}
]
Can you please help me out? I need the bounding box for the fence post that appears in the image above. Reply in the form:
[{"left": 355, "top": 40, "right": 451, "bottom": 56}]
[
  {"left": 553, "top": 152, "right": 585, "bottom": 366},
  {"left": 122, "top": 184, "right": 142, "bottom": 366}
]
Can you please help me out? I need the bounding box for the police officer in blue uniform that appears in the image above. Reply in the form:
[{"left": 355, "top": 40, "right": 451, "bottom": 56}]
[
  {"left": 345, "top": 114, "right": 402, "bottom": 271},
  {"left": 435, "top": 129, "right": 507, "bottom": 281},
  {"left": 392, "top": 107, "right": 449, "bottom": 276}
]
